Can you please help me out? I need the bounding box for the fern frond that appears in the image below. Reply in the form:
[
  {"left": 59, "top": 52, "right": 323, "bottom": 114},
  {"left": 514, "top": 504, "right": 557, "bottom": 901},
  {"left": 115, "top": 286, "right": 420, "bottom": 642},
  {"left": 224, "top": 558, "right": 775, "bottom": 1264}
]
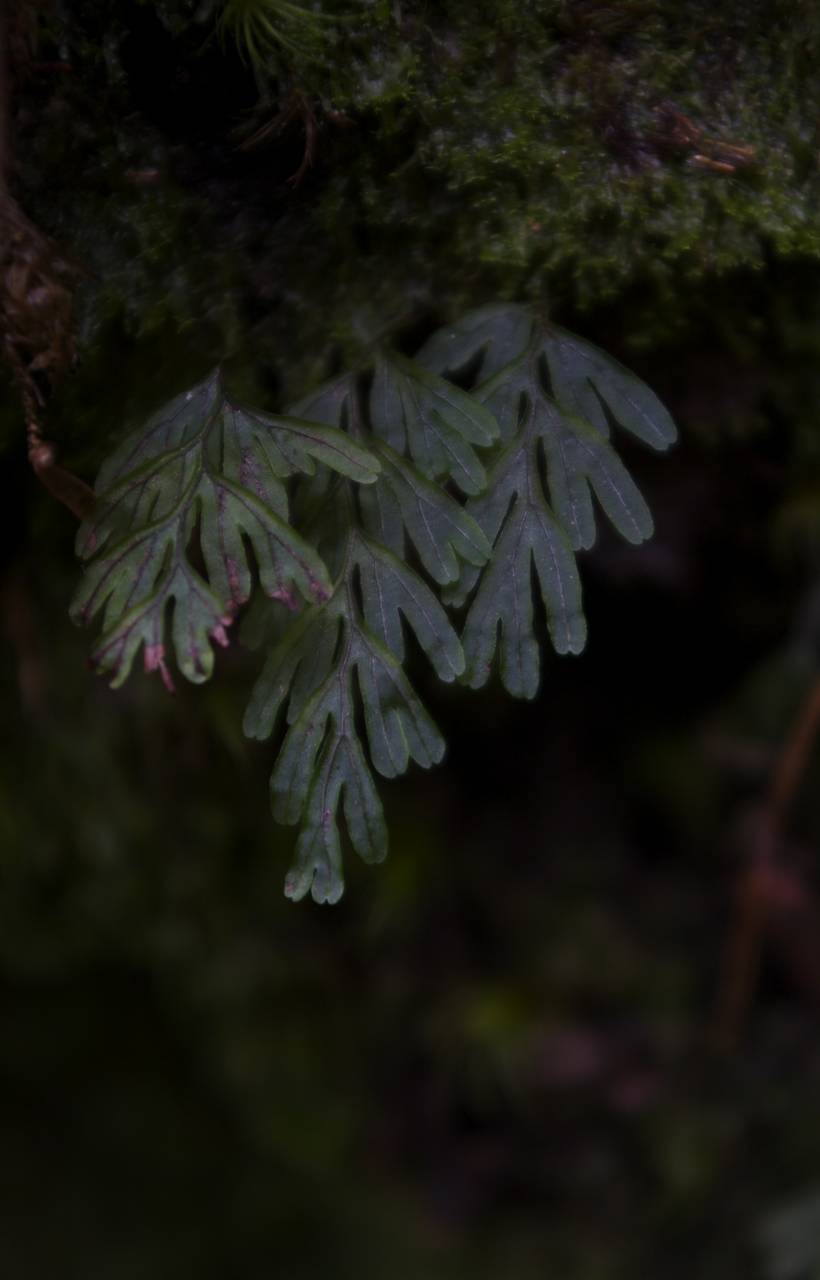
[
  {"left": 418, "top": 305, "right": 677, "bottom": 454},
  {"left": 370, "top": 352, "right": 498, "bottom": 496},
  {"left": 479, "top": 345, "right": 656, "bottom": 551},
  {"left": 416, "top": 303, "right": 535, "bottom": 383},
  {"left": 244, "top": 534, "right": 451, "bottom": 902},
  {"left": 73, "top": 306, "right": 676, "bottom": 905},
  {"left": 429, "top": 306, "right": 677, "bottom": 698},
  {"left": 217, "top": 0, "right": 346, "bottom": 65},
  {"left": 72, "top": 369, "right": 379, "bottom": 688},
  {"left": 245, "top": 361, "right": 495, "bottom": 901},
  {"left": 359, "top": 442, "right": 490, "bottom": 586},
  {"left": 445, "top": 428, "right": 587, "bottom": 698}
]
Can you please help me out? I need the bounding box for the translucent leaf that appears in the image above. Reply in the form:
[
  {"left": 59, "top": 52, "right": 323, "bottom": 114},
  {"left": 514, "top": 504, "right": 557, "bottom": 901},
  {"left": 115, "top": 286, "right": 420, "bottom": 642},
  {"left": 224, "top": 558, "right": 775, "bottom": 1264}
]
[
  {"left": 539, "top": 405, "right": 654, "bottom": 550},
  {"left": 73, "top": 309, "right": 676, "bottom": 906},
  {"left": 544, "top": 324, "right": 678, "bottom": 450},
  {"left": 75, "top": 536, "right": 231, "bottom": 692},
  {"left": 244, "top": 361, "right": 482, "bottom": 899},
  {"left": 72, "top": 369, "right": 380, "bottom": 687},
  {"left": 450, "top": 438, "right": 586, "bottom": 699},
  {"left": 480, "top": 340, "right": 659, "bottom": 552},
  {"left": 447, "top": 317, "right": 675, "bottom": 698},
  {"left": 244, "top": 547, "right": 451, "bottom": 902},
  {"left": 418, "top": 307, "right": 677, "bottom": 453},
  {"left": 358, "top": 442, "right": 491, "bottom": 585},
  {"left": 370, "top": 352, "right": 498, "bottom": 495},
  {"left": 289, "top": 372, "right": 357, "bottom": 436},
  {"left": 292, "top": 368, "right": 494, "bottom": 581},
  {"left": 284, "top": 743, "right": 385, "bottom": 906},
  {"left": 416, "top": 304, "right": 534, "bottom": 382},
  {"left": 288, "top": 373, "right": 368, "bottom": 567},
  {"left": 353, "top": 534, "right": 464, "bottom": 682}
]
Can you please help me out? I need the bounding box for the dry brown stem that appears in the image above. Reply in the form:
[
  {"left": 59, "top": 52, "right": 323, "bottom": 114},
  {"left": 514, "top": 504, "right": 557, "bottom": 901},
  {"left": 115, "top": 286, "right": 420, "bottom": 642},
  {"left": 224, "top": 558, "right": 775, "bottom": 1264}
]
[{"left": 713, "top": 676, "right": 820, "bottom": 1052}]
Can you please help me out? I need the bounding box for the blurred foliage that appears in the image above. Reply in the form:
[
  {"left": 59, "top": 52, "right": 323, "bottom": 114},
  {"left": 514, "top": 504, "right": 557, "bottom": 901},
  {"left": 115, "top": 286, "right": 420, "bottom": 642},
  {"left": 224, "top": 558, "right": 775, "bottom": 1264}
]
[{"left": 3, "top": 0, "right": 820, "bottom": 1276}]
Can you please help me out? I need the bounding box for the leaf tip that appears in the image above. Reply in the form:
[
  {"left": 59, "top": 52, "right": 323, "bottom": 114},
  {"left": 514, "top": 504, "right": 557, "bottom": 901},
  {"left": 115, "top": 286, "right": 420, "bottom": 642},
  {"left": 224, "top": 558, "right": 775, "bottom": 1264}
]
[
  {"left": 284, "top": 871, "right": 308, "bottom": 901},
  {"left": 144, "top": 644, "right": 176, "bottom": 693},
  {"left": 283, "top": 863, "right": 344, "bottom": 904},
  {"left": 270, "top": 585, "right": 299, "bottom": 611},
  {"left": 212, "top": 614, "right": 234, "bottom": 649},
  {"left": 552, "top": 611, "right": 588, "bottom": 657},
  {"left": 358, "top": 455, "right": 382, "bottom": 484},
  {"left": 308, "top": 576, "right": 331, "bottom": 604},
  {"left": 312, "top": 876, "right": 345, "bottom": 905}
]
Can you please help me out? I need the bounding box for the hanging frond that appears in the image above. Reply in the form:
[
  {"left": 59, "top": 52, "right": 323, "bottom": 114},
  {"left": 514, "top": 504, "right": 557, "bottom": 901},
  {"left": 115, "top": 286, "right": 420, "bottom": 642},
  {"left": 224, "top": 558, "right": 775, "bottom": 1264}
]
[
  {"left": 74, "top": 307, "right": 675, "bottom": 901},
  {"left": 72, "top": 369, "right": 379, "bottom": 688},
  {"left": 425, "top": 306, "right": 677, "bottom": 697},
  {"left": 244, "top": 365, "right": 494, "bottom": 901}
]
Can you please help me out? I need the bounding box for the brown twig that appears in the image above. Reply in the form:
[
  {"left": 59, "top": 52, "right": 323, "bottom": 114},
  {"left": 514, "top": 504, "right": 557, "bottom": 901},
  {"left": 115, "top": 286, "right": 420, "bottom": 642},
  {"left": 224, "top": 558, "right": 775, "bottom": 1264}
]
[
  {"left": 713, "top": 675, "right": 820, "bottom": 1053},
  {"left": 238, "top": 88, "right": 319, "bottom": 188}
]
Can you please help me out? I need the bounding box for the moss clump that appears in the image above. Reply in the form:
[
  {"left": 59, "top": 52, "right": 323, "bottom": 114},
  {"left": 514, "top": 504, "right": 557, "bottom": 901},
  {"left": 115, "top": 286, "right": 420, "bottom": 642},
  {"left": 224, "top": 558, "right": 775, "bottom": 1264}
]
[
  {"left": 255, "top": 0, "right": 820, "bottom": 377},
  {"left": 6, "top": 1, "right": 820, "bottom": 415}
]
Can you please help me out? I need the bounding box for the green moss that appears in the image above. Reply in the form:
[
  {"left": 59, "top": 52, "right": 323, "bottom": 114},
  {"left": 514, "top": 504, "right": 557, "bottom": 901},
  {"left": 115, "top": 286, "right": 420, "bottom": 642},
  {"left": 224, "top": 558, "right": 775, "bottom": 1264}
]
[
  {"left": 6, "top": 1, "right": 820, "bottom": 419},
  {"left": 221, "top": 0, "right": 820, "bottom": 385}
]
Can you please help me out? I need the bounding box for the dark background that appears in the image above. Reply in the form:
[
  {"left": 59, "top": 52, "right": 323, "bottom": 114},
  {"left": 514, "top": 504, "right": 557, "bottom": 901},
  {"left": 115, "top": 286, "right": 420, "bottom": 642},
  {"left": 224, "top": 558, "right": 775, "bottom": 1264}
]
[{"left": 2, "top": 3, "right": 820, "bottom": 1276}]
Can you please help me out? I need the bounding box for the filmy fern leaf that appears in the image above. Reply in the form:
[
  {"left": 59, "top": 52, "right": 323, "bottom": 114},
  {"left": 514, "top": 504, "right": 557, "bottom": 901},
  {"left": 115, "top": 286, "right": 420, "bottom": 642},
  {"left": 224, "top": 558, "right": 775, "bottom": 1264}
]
[
  {"left": 445, "top": 424, "right": 587, "bottom": 699},
  {"left": 244, "top": 363, "right": 495, "bottom": 901},
  {"left": 479, "top": 345, "right": 656, "bottom": 552},
  {"left": 416, "top": 304, "right": 676, "bottom": 454},
  {"left": 71, "top": 369, "right": 380, "bottom": 689},
  {"left": 74, "top": 306, "right": 676, "bottom": 904},
  {"left": 244, "top": 533, "right": 452, "bottom": 903},
  {"left": 370, "top": 352, "right": 498, "bottom": 495},
  {"left": 358, "top": 441, "right": 490, "bottom": 587},
  {"left": 428, "top": 307, "right": 677, "bottom": 698},
  {"left": 416, "top": 303, "right": 535, "bottom": 383}
]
